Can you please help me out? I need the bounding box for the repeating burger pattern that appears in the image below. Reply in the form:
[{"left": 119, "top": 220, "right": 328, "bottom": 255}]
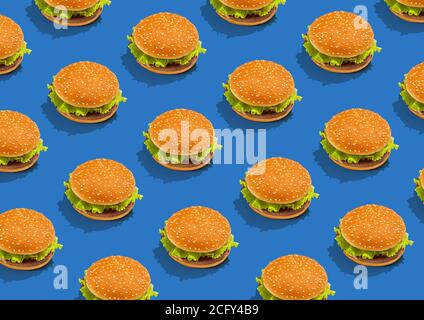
[{"left": 0, "top": 0, "right": 423, "bottom": 300}]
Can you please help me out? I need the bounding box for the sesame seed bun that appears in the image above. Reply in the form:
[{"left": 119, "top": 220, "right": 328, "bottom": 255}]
[
  {"left": 325, "top": 108, "right": 392, "bottom": 156},
  {"left": 44, "top": 0, "right": 98, "bottom": 11},
  {"left": 69, "top": 159, "right": 136, "bottom": 206},
  {"left": 0, "top": 15, "right": 24, "bottom": 60},
  {"left": 312, "top": 55, "right": 373, "bottom": 74},
  {"left": 405, "top": 62, "right": 424, "bottom": 105},
  {"left": 420, "top": 170, "right": 424, "bottom": 186},
  {"left": 152, "top": 152, "right": 212, "bottom": 172},
  {"left": 250, "top": 201, "right": 310, "bottom": 220},
  {"left": 133, "top": 13, "right": 199, "bottom": 60},
  {"left": 53, "top": 61, "right": 119, "bottom": 109},
  {"left": 261, "top": 255, "right": 329, "bottom": 300},
  {"left": 217, "top": 7, "right": 277, "bottom": 26},
  {"left": 148, "top": 109, "right": 215, "bottom": 169},
  {"left": 245, "top": 158, "right": 312, "bottom": 205},
  {"left": 344, "top": 248, "right": 405, "bottom": 267},
  {"left": 220, "top": 0, "right": 274, "bottom": 10},
  {"left": 0, "top": 252, "right": 54, "bottom": 271},
  {"left": 329, "top": 152, "right": 390, "bottom": 171},
  {"left": 397, "top": 0, "right": 424, "bottom": 6},
  {"left": 308, "top": 11, "right": 375, "bottom": 59},
  {"left": 340, "top": 205, "right": 406, "bottom": 252},
  {"left": 233, "top": 103, "right": 294, "bottom": 122},
  {"left": 58, "top": 104, "right": 118, "bottom": 124},
  {"left": 0, "top": 154, "right": 39, "bottom": 173},
  {"left": 0, "top": 56, "right": 23, "bottom": 75},
  {"left": 84, "top": 256, "right": 152, "bottom": 300},
  {"left": 41, "top": 7, "right": 103, "bottom": 27},
  {"left": 137, "top": 55, "right": 198, "bottom": 75},
  {"left": 75, "top": 202, "right": 135, "bottom": 221},
  {"left": 170, "top": 250, "right": 230, "bottom": 269}
]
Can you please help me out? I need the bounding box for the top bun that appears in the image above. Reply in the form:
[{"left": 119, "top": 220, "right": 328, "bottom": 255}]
[
  {"left": 245, "top": 158, "right": 312, "bottom": 204},
  {"left": 165, "top": 206, "right": 232, "bottom": 253},
  {"left": 53, "top": 62, "right": 119, "bottom": 109},
  {"left": 325, "top": 108, "right": 392, "bottom": 155},
  {"left": 308, "top": 11, "right": 375, "bottom": 58},
  {"left": 0, "top": 110, "right": 40, "bottom": 157},
  {"left": 0, "top": 209, "right": 55, "bottom": 255},
  {"left": 220, "top": 0, "right": 274, "bottom": 10},
  {"left": 69, "top": 159, "right": 136, "bottom": 206},
  {"left": 133, "top": 13, "right": 199, "bottom": 60},
  {"left": 85, "top": 256, "right": 151, "bottom": 300},
  {"left": 262, "top": 255, "right": 328, "bottom": 300},
  {"left": 0, "top": 15, "right": 24, "bottom": 60},
  {"left": 340, "top": 205, "right": 406, "bottom": 251},
  {"left": 228, "top": 60, "right": 295, "bottom": 107},
  {"left": 44, "top": 0, "right": 98, "bottom": 11},
  {"left": 405, "top": 62, "right": 424, "bottom": 104},
  {"left": 420, "top": 169, "right": 424, "bottom": 187},
  {"left": 148, "top": 109, "right": 215, "bottom": 156},
  {"left": 397, "top": 0, "right": 424, "bottom": 7}
]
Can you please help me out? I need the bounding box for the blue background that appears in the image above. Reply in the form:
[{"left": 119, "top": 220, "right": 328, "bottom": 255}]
[{"left": 0, "top": 0, "right": 423, "bottom": 300}]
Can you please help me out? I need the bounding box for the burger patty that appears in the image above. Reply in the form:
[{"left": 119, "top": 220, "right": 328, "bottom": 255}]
[
  {"left": 78, "top": 201, "right": 135, "bottom": 219},
  {"left": 43, "top": 8, "right": 102, "bottom": 26},
  {"left": 234, "top": 103, "right": 293, "bottom": 119},
  {"left": 252, "top": 201, "right": 311, "bottom": 218},
  {"left": 393, "top": 10, "right": 424, "bottom": 22},
  {"left": 0, "top": 153, "right": 39, "bottom": 170},
  {"left": 219, "top": 7, "right": 277, "bottom": 24},
  {"left": 155, "top": 152, "right": 212, "bottom": 168},
  {"left": 142, "top": 55, "right": 198, "bottom": 73},
  {"left": 60, "top": 104, "right": 118, "bottom": 120},
  {"left": 0, "top": 251, "right": 53, "bottom": 269},
  {"left": 173, "top": 250, "right": 230, "bottom": 266},
  {"left": 349, "top": 248, "right": 405, "bottom": 265},
  {"left": 332, "top": 152, "right": 390, "bottom": 169},
  {"left": 318, "top": 55, "right": 372, "bottom": 71},
  {"left": 0, "top": 56, "right": 23, "bottom": 73}
]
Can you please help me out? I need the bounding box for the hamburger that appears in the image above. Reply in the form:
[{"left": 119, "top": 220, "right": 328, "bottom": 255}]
[
  {"left": 256, "top": 255, "right": 335, "bottom": 300},
  {"left": 143, "top": 109, "right": 221, "bottom": 171},
  {"left": 64, "top": 159, "right": 142, "bottom": 221},
  {"left": 302, "top": 11, "right": 381, "bottom": 73},
  {"left": 241, "top": 158, "right": 319, "bottom": 220},
  {"left": 128, "top": 13, "right": 206, "bottom": 75},
  {"left": 34, "top": 0, "right": 111, "bottom": 27},
  {"left": 48, "top": 61, "right": 126, "bottom": 124},
  {"left": 209, "top": 0, "right": 286, "bottom": 26},
  {"left": 79, "top": 256, "right": 158, "bottom": 300},
  {"left": 384, "top": 0, "right": 424, "bottom": 23},
  {"left": 224, "top": 60, "right": 302, "bottom": 122},
  {"left": 160, "top": 206, "right": 238, "bottom": 268},
  {"left": 0, "top": 110, "right": 48, "bottom": 173},
  {"left": 0, "top": 15, "right": 31, "bottom": 75},
  {"left": 320, "top": 108, "right": 399, "bottom": 171},
  {"left": 414, "top": 169, "right": 424, "bottom": 203},
  {"left": 0, "top": 208, "right": 62, "bottom": 271},
  {"left": 399, "top": 62, "right": 424, "bottom": 119},
  {"left": 335, "top": 204, "right": 413, "bottom": 267}
]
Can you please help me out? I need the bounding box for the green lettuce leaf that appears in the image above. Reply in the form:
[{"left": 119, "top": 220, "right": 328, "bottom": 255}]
[
  {"left": 34, "top": 0, "right": 111, "bottom": 19},
  {"left": 240, "top": 180, "right": 319, "bottom": 212},
  {"left": 64, "top": 181, "right": 142, "bottom": 214},
  {"left": 143, "top": 131, "right": 221, "bottom": 165},
  {"left": 415, "top": 178, "right": 424, "bottom": 203},
  {"left": 302, "top": 34, "right": 381, "bottom": 67},
  {"left": 385, "top": 0, "right": 424, "bottom": 16},
  {"left": 320, "top": 131, "right": 399, "bottom": 164},
  {"left": 400, "top": 82, "right": 424, "bottom": 112},
  {"left": 334, "top": 227, "right": 413, "bottom": 260},
  {"left": 79, "top": 278, "right": 158, "bottom": 300},
  {"left": 223, "top": 83, "right": 302, "bottom": 116},
  {"left": 48, "top": 84, "right": 126, "bottom": 117},
  {"left": 210, "top": 0, "right": 286, "bottom": 19},
  {"left": 0, "top": 140, "right": 48, "bottom": 166},
  {"left": 256, "top": 277, "right": 335, "bottom": 300},
  {"left": 0, "top": 237, "right": 62, "bottom": 264},
  {"left": 128, "top": 36, "right": 206, "bottom": 68},
  {"left": 0, "top": 42, "right": 31, "bottom": 66},
  {"left": 160, "top": 228, "right": 238, "bottom": 262}
]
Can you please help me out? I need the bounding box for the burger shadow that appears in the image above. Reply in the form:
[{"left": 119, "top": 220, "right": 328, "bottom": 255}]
[
  {"left": 41, "top": 101, "right": 116, "bottom": 136},
  {"left": 25, "top": 4, "right": 99, "bottom": 38},
  {"left": 121, "top": 52, "right": 194, "bottom": 87},
  {"left": 0, "top": 67, "right": 23, "bottom": 82},
  {"left": 137, "top": 149, "right": 206, "bottom": 183},
  {"left": 200, "top": 3, "right": 274, "bottom": 38},
  {"left": 153, "top": 245, "right": 224, "bottom": 280},
  {"left": 0, "top": 167, "right": 37, "bottom": 183},
  {"left": 57, "top": 197, "right": 128, "bottom": 233},
  {"left": 313, "top": 147, "right": 383, "bottom": 183},
  {"left": 408, "top": 193, "right": 424, "bottom": 224},
  {"left": 0, "top": 263, "right": 52, "bottom": 283},
  {"left": 393, "top": 97, "right": 424, "bottom": 134},
  {"left": 233, "top": 195, "right": 307, "bottom": 232},
  {"left": 374, "top": 1, "right": 423, "bottom": 35},
  {"left": 296, "top": 51, "right": 371, "bottom": 85}
]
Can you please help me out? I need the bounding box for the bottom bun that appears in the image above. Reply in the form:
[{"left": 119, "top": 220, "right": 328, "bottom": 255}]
[
  {"left": 0, "top": 57, "right": 23, "bottom": 75},
  {"left": 153, "top": 153, "right": 212, "bottom": 172},
  {"left": 74, "top": 202, "right": 135, "bottom": 221},
  {"left": 344, "top": 248, "right": 405, "bottom": 267},
  {"left": 312, "top": 55, "right": 373, "bottom": 74},
  {"left": 392, "top": 10, "right": 424, "bottom": 23},
  {"left": 170, "top": 250, "right": 230, "bottom": 269},
  {"left": 138, "top": 56, "right": 198, "bottom": 75},
  {"left": 58, "top": 105, "right": 118, "bottom": 124},
  {"left": 233, "top": 104, "right": 293, "bottom": 123},
  {"left": 218, "top": 7, "right": 277, "bottom": 26},
  {"left": 0, "top": 154, "right": 39, "bottom": 173},
  {"left": 409, "top": 107, "right": 424, "bottom": 119},
  {"left": 250, "top": 201, "right": 311, "bottom": 220},
  {"left": 42, "top": 8, "right": 102, "bottom": 27},
  {"left": 0, "top": 252, "right": 53, "bottom": 271},
  {"left": 330, "top": 152, "right": 390, "bottom": 171}
]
